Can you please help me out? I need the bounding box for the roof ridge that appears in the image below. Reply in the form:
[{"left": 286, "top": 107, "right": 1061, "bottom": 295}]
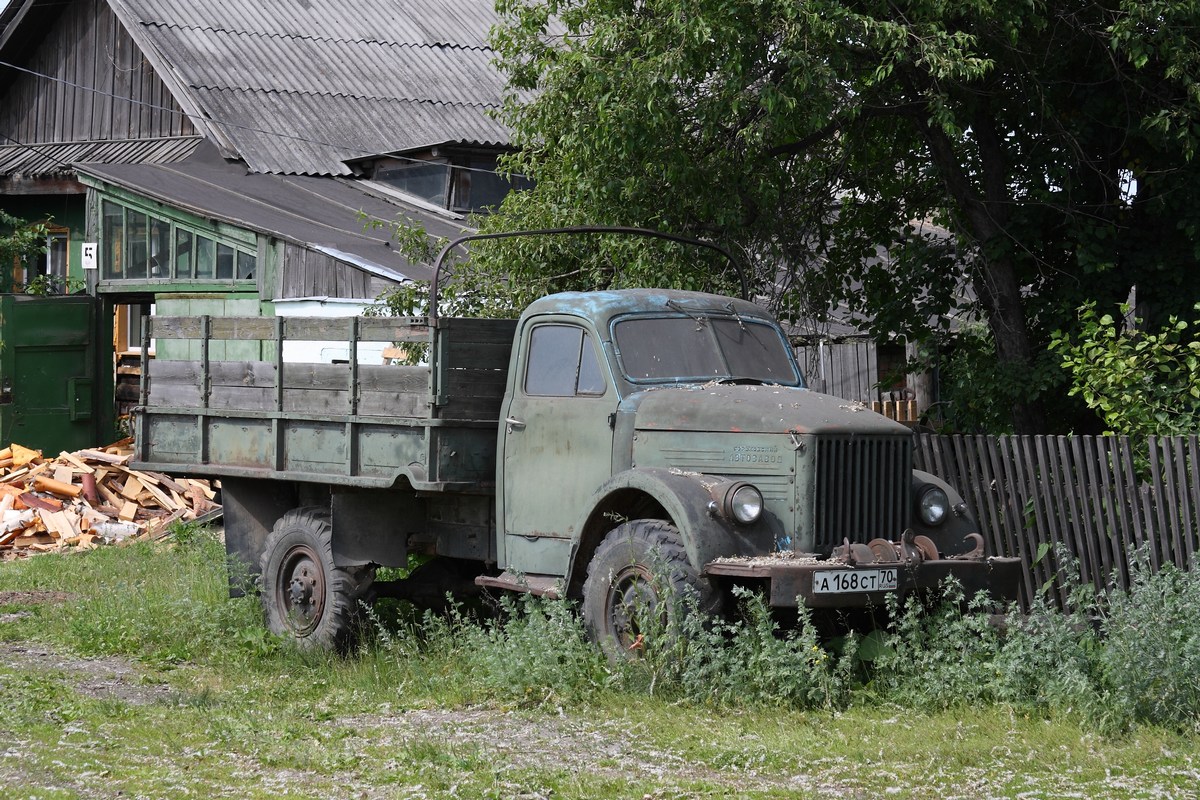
[
  {"left": 141, "top": 21, "right": 494, "bottom": 52},
  {"left": 192, "top": 85, "right": 503, "bottom": 110}
]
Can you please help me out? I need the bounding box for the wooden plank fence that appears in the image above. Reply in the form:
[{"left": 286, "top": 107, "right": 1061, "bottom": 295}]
[{"left": 914, "top": 435, "right": 1200, "bottom": 609}]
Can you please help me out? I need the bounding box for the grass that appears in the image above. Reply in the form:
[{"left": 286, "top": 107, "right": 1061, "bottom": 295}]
[{"left": 0, "top": 529, "right": 1198, "bottom": 798}]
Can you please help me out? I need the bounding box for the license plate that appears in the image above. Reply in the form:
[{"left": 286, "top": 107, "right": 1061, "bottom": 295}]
[{"left": 812, "top": 567, "right": 898, "bottom": 594}]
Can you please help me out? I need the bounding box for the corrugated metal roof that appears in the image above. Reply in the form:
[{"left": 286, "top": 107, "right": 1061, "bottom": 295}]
[
  {"left": 127, "top": 0, "right": 499, "bottom": 48},
  {"left": 114, "top": 0, "right": 514, "bottom": 176},
  {"left": 191, "top": 89, "right": 510, "bottom": 175},
  {"left": 0, "top": 135, "right": 203, "bottom": 177},
  {"left": 77, "top": 142, "right": 471, "bottom": 283}
]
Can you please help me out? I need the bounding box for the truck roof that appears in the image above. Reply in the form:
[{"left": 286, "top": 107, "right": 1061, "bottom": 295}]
[{"left": 520, "top": 289, "right": 774, "bottom": 329}]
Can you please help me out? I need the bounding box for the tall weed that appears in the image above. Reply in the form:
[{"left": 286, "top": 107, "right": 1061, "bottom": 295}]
[
  {"left": 866, "top": 552, "right": 1200, "bottom": 734},
  {"left": 1092, "top": 561, "right": 1200, "bottom": 733},
  {"left": 371, "top": 593, "right": 615, "bottom": 706},
  {"left": 661, "top": 588, "right": 857, "bottom": 710},
  {"left": 867, "top": 580, "right": 1006, "bottom": 710}
]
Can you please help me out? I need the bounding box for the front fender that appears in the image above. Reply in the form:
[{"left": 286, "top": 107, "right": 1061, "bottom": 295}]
[
  {"left": 568, "top": 467, "right": 775, "bottom": 580},
  {"left": 911, "top": 469, "right": 981, "bottom": 556}
]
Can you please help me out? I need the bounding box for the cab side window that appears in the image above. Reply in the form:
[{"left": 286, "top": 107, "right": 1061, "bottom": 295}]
[{"left": 525, "top": 324, "right": 607, "bottom": 397}]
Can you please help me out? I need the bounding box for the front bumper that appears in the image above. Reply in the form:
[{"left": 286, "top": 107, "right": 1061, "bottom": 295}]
[{"left": 704, "top": 554, "right": 1023, "bottom": 609}]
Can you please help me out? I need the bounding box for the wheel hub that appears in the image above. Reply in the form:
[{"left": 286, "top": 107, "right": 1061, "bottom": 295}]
[
  {"left": 276, "top": 545, "right": 326, "bottom": 634},
  {"left": 608, "top": 566, "right": 659, "bottom": 650}
]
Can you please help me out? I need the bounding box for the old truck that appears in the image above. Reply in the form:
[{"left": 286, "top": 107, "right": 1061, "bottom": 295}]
[{"left": 132, "top": 230, "right": 1020, "bottom": 652}]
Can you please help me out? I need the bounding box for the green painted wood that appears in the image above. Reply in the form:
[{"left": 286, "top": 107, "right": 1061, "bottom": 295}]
[
  {"left": 138, "top": 312, "right": 513, "bottom": 489},
  {"left": 0, "top": 294, "right": 99, "bottom": 453}
]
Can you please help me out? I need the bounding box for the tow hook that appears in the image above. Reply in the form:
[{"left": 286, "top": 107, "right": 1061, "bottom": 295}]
[{"left": 830, "top": 531, "right": 987, "bottom": 565}]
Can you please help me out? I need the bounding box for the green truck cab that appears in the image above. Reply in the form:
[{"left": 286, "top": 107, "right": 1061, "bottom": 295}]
[{"left": 134, "top": 287, "right": 1020, "bottom": 651}]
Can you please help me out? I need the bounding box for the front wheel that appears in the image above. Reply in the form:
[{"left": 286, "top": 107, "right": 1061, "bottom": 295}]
[
  {"left": 581, "top": 519, "right": 716, "bottom": 659},
  {"left": 259, "top": 507, "right": 372, "bottom": 651}
]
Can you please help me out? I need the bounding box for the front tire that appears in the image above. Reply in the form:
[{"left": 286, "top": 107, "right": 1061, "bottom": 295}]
[
  {"left": 581, "top": 519, "right": 716, "bottom": 659},
  {"left": 259, "top": 507, "right": 371, "bottom": 651}
]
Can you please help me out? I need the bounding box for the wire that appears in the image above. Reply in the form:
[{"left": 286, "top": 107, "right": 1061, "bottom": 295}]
[
  {"left": 0, "top": 59, "right": 528, "bottom": 179},
  {"left": 0, "top": 130, "right": 73, "bottom": 168}
]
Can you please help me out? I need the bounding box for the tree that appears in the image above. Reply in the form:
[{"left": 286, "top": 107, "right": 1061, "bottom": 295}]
[
  {"left": 475, "top": 0, "right": 1200, "bottom": 433},
  {"left": 0, "top": 210, "right": 49, "bottom": 293}
]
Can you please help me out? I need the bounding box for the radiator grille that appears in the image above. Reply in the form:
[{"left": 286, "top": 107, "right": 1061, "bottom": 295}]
[{"left": 813, "top": 435, "right": 912, "bottom": 551}]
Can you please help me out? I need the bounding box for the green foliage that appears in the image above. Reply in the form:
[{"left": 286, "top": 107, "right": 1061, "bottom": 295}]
[
  {"left": 484, "top": 0, "right": 1200, "bottom": 432},
  {"left": 362, "top": 214, "right": 526, "bottom": 323},
  {"left": 1050, "top": 302, "right": 1200, "bottom": 435},
  {"left": 0, "top": 210, "right": 50, "bottom": 293},
  {"left": 932, "top": 323, "right": 1066, "bottom": 433},
  {"left": 22, "top": 273, "right": 86, "bottom": 296},
  {"left": 360, "top": 212, "right": 447, "bottom": 267},
  {"left": 669, "top": 589, "right": 859, "bottom": 710},
  {"left": 869, "top": 581, "right": 1008, "bottom": 709},
  {"left": 862, "top": 558, "right": 1200, "bottom": 735},
  {"left": 1095, "top": 560, "right": 1200, "bottom": 733},
  {"left": 404, "top": 594, "right": 615, "bottom": 706}
]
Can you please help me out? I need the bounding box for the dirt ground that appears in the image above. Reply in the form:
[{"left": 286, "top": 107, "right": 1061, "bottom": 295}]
[{"left": 0, "top": 637, "right": 846, "bottom": 799}]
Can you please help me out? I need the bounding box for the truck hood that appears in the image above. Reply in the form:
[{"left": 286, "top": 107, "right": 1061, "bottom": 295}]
[{"left": 622, "top": 384, "right": 910, "bottom": 436}]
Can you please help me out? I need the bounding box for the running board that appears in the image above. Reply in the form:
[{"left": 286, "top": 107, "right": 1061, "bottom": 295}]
[{"left": 475, "top": 571, "right": 562, "bottom": 599}]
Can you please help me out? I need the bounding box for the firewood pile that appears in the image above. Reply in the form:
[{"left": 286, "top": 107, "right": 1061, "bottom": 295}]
[{"left": 0, "top": 438, "right": 220, "bottom": 560}]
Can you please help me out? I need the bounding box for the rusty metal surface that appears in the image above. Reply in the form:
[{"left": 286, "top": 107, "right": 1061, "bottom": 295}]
[
  {"left": 706, "top": 553, "right": 1025, "bottom": 608},
  {"left": 475, "top": 572, "right": 562, "bottom": 599}
]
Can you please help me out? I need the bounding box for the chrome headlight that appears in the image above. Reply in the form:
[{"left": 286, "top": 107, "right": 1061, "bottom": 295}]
[
  {"left": 916, "top": 486, "right": 949, "bottom": 526},
  {"left": 726, "top": 483, "right": 763, "bottom": 525}
]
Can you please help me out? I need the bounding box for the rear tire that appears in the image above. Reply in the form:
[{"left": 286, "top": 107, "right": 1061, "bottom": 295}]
[
  {"left": 581, "top": 519, "right": 716, "bottom": 659},
  {"left": 259, "top": 507, "right": 371, "bottom": 651}
]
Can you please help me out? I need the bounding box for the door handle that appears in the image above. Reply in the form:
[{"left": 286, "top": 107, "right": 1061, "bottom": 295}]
[{"left": 505, "top": 416, "right": 526, "bottom": 431}]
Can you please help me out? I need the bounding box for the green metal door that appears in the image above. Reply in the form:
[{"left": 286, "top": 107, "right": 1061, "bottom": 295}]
[{"left": 0, "top": 294, "right": 98, "bottom": 452}]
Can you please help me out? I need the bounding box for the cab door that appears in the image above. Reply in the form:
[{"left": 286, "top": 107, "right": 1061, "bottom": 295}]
[{"left": 498, "top": 319, "right": 615, "bottom": 575}]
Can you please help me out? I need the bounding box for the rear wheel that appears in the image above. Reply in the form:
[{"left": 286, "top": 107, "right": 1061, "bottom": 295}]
[
  {"left": 259, "top": 507, "right": 372, "bottom": 651},
  {"left": 581, "top": 519, "right": 716, "bottom": 659}
]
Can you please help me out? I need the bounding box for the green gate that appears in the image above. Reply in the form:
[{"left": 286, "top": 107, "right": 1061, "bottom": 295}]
[{"left": 0, "top": 294, "right": 99, "bottom": 453}]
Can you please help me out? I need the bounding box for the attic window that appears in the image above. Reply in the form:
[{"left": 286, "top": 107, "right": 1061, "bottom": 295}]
[
  {"left": 371, "top": 151, "right": 531, "bottom": 214},
  {"left": 376, "top": 161, "right": 450, "bottom": 207}
]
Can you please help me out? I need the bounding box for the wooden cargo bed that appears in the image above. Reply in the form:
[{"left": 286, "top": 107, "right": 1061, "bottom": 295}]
[{"left": 133, "top": 315, "right": 517, "bottom": 491}]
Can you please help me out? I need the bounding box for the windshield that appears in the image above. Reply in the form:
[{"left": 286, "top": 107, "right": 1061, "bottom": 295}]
[{"left": 613, "top": 314, "right": 803, "bottom": 385}]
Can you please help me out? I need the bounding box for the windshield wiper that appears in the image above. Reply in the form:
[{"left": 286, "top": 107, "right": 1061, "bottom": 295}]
[
  {"left": 714, "top": 376, "right": 779, "bottom": 386},
  {"left": 666, "top": 299, "right": 708, "bottom": 330},
  {"left": 723, "top": 301, "right": 746, "bottom": 331}
]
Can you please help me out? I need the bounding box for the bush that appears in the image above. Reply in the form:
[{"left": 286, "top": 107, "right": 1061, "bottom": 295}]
[{"left": 1050, "top": 302, "right": 1200, "bottom": 435}]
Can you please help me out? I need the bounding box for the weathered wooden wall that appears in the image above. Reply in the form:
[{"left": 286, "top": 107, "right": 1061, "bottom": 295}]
[
  {"left": 793, "top": 339, "right": 879, "bottom": 401},
  {"left": 916, "top": 434, "right": 1200, "bottom": 609},
  {"left": 277, "top": 244, "right": 393, "bottom": 300},
  {"left": 0, "top": 0, "right": 195, "bottom": 144}
]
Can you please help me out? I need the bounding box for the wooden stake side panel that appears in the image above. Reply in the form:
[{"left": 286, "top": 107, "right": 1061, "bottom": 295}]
[{"left": 140, "top": 315, "right": 518, "bottom": 487}]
